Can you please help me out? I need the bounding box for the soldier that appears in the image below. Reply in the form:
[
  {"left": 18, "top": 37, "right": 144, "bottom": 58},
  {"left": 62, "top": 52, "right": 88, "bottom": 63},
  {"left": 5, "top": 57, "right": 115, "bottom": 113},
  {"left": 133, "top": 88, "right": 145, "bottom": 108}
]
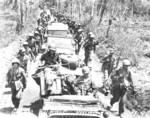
[
  {"left": 101, "top": 49, "right": 115, "bottom": 80},
  {"left": 27, "top": 33, "right": 38, "bottom": 57},
  {"left": 42, "top": 5, "right": 52, "bottom": 21},
  {"left": 109, "top": 59, "right": 133, "bottom": 117},
  {"left": 74, "top": 28, "right": 84, "bottom": 54},
  {"left": 74, "top": 66, "right": 94, "bottom": 95},
  {"left": 83, "top": 32, "right": 99, "bottom": 66},
  {"left": 22, "top": 42, "right": 35, "bottom": 72},
  {"left": 17, "top": 48, "right": 26, "bottom": 70},
  {"left": 40, "top": 44, "right": 59, "bottom": 66},
  {"left": 68, "top": 21, "right": 76, "bottom": 34},
  {"left": 23, "top": 42, "right": 35, "bottom": 60},
  {"left": 36, "top": 26, "right": 45, "bottom": 45},
  {"left": 6, "top": 58, "right": 26, "bottom": 109},
  {"left": 34, "top": 34, "right": 41, "bottom": 55}
]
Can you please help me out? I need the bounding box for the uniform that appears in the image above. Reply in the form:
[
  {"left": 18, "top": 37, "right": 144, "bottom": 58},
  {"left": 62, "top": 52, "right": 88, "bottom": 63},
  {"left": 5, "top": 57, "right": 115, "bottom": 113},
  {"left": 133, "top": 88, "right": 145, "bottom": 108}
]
[
  {"left": 84, "top": 33, "right": 98, "bottom": 66},
  {"left": 101, "top": 54, "right": 115, "bottom": 81},
  {"left": 40, "top": 50, "right": 59, "bottom": 66},
  {"left": 74, "top": 75, "right": 93, "bottom": 95},
  {"left": 110, "top": 59, "right": 133, "bottom": 116},
  {"left": 74, "top": 29, "right": 84, "bottom": 54},
  {"left": 7, "top": 61, "right": 26, "bottom": 108},
  {"left": 74, "top": 67, "right": 94, "bottom": 95}
]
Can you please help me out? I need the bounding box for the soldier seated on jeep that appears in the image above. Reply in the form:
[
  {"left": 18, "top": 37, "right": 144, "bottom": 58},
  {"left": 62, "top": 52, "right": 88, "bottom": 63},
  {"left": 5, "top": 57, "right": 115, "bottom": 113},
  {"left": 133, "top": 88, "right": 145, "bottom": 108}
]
[{"left": 40, "top": 44, "right": 60, "bottom": 66}]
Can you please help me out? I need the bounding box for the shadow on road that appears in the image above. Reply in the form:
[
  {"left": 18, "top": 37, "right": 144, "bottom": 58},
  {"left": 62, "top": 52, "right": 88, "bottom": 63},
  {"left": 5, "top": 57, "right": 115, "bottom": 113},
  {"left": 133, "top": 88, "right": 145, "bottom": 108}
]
[{"left": 0, "top": 107, "right": 14, "bottom": 114}]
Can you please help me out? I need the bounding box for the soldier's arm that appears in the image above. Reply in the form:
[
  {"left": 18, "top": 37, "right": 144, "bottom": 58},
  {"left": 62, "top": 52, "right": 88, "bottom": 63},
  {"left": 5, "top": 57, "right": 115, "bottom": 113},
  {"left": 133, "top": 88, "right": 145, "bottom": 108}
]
[
  {"left": 29, "top": 49, "right": 35, "bottom": 61},
  {"left": 6, "top": 69, "right": 12, "bottom": 86},
  {"left": 40, "top": 54, "right": 46, "bottom": 65},
  {"left": 128, "top": 72, "right": 133, "bottom": 86},
  {"left": 20, "top": 68, "right": 27, "bottom": 89}
]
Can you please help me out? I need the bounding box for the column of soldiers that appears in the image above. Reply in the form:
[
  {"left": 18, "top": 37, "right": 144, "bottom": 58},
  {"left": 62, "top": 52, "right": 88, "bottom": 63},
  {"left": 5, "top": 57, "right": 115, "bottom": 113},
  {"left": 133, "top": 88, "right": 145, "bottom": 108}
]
[
  {"left": 58, "top": 14, "right": 135, "bottom": 117},
  {"left": 6, "top": 6, "right": 135, "bottom": 117},
  {"left": 6, "top": 6, "right": 52, "bottom": 111},
  {"left": 39, "top": 13, "right": 135, "bottom": 117}
]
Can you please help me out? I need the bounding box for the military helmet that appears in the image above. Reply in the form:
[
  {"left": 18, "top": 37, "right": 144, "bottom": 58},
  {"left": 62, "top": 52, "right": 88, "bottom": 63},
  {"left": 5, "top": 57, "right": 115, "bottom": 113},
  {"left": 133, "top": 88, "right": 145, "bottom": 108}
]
[
  {"left": 40, "top": 45, "right": 47, "bottom": 53},
  {"left": 34, "top": 30, "right": 40, "bottom": 35},
  {"left": 12, "top": 58, "right": 20, "bottom": 65},
  {"left": 23, "top": 42, "right": 28, "bottom": 46},
  {"left": 109, "top": 49, "right": 114, "bottom": 54},
  {"left": 89, "top": 32, "right": 95, "bottom": 38},
  {"left": 82, "top": 66, "right": 90, "bottom": 74},
  {"left": 37, "top": 26, "right": 43, "bottom": 31},
  {"left": 78, "top": 28, "right": 83, "bottom": 33},
  {"left": 48, "top": 43, "right": 56, "bottom": 51},
  {"left": 123, "top": 59, "right": 131, "bottom": 66},
  {"left": 19, "top": 47, "right": 25, "bottom": 52},
  {"left": 28, "top": 33, "right": 34, "bottom": 37}
]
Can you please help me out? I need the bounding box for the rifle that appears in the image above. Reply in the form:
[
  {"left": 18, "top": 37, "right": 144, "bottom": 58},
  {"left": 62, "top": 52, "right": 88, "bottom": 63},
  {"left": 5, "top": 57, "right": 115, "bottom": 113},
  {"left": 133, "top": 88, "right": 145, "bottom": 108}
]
[{"left": 115, "top": 51, "right": 121, "bottom": 69}]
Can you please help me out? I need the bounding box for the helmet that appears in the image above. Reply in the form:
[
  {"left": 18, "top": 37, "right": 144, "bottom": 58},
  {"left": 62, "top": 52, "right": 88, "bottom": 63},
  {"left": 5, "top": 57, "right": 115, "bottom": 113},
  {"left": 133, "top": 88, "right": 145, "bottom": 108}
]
[
  {"left": 44, "top": 33, "right": 48, "bottom": 37},
  {"left": 19, "top": 47, "right": 25, "bottom": 52},
  {"left": 34, "top": 30, "right": 40, "bottom": 35},
  {"left": 109, "top": 49, "right": 114, "bottom": 54},
  {"left": 23, "top": 42, "right": 28, "bottom": 46},
  {"left": 12, "top": 58, "right": 20, "bottom": 65},
  {"left": 89, "top": 32, "right": 95, "bottom": 38},
  {"left": 48, "top": 44, "right": 56, "bottom": 51},
  {"left": 28, "top": 33, "right": 34, "bottom": 37},
  {"left": 123, "top": 59, "right": 131, "bottom": 66},
  {"left": 40, "top": 45, "right": 47, "bottom": 53},
  {"left": 37, "top": 26, "right": 43, "bottom": 31},
  {"left": 82, "top": 66, "right": 90, "bottom": 74},
  {"left": 78, "top": 29, "right": 83, "bottom": 32}
]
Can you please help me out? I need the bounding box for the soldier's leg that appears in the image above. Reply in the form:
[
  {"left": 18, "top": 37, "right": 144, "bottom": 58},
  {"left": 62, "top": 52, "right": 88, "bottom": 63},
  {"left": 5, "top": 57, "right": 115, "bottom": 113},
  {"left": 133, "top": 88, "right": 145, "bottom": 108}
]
[
  {"left": 119, "top": 97, "right": 124, "bottom": 115},
  {"left": 110, "top": 85, "right": 121, "bottom": 106},
  {"left": 11, "top": 88, "right": 20, "bottom": 108},
  {"left": 84, "top": 50, "right": 88, "bottom": 66},
  {"left": 118, "top": 86, "right": 127, "bottom": 115}
]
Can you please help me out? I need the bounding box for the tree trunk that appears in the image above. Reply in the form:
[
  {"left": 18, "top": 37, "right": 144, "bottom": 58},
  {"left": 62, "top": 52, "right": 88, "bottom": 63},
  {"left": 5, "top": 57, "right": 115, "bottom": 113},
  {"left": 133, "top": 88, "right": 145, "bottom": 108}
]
[
  {"left": 12, "top": 0, "right": 18, "bottom": 10},
  {"left": 79, "top": 1, "right": 81, "bottom": 21},
  {"left": 20, "top": 0, "right": 23, "bottom": 32},
  {"left": 98, "top": 0, "right": 107, "bottom": 25},
  {"left": 70, "top": 0, "right": 73, "bottom": 17}
]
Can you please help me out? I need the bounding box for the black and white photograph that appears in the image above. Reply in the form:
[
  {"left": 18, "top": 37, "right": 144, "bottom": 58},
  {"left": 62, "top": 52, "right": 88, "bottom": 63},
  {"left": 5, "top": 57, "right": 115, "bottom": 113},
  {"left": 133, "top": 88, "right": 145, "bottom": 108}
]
[{"left": 0, "top": 0, "right": 150, "bottom": 118}]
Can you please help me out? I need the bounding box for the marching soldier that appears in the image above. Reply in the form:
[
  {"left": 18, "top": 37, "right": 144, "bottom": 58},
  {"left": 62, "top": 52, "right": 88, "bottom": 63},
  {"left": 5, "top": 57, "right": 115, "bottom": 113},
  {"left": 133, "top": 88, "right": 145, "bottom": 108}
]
[
  {"left": 74, "top": 28, "right": 84, "bottom": 54},
  {"left": 101, "top": 49, "right": 115, "bottom": 80},
  {"left": 22, "top": 42, "right": 35, "bottom": 72},
  {"left": 83, "top": 32, "right": 99, "bottom": 66},
  {"left": 27, "top": 33, "right": 38, "bottom": 57},
  {"left": 6, "top": 58, "right": 26, "bottom": 109},
  {"left": 109, "top": 59, "right": 133, "bottom": 117},
  {"left": 101, "top": 49, "right": 115, "bottom": 95}
]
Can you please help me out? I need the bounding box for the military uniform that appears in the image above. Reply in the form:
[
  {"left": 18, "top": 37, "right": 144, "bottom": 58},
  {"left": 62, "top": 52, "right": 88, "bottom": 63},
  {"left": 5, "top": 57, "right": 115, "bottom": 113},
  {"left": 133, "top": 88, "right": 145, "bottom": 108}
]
[
  {"left": 7, "top": 61, "right": 26, "bottom": 108},
  {"left": 101, "top": 54, "right": 115, "bottom": 82},
  {"left": 74, "top": 29, "right": 84, "bottom": 54},
  {"left": 74, "top": 67, "right": 94, "bottom": 95},
  {"left": 40, "top": 50, "right": 59, "bottom": 66},
  {"left": 84, "top": 34, "right": 98, "bottom": 66},
  {"left": 110, "top": 62, "right": 133, "bottom": 115},
  {"left": 74, "top": 75, "right": 93, "bottom": 95}
]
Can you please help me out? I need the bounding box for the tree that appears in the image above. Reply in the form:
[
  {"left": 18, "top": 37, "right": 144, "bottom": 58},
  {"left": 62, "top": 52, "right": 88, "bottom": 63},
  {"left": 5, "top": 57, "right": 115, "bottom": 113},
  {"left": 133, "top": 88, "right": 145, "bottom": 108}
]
[{"left": 98, "top": 0, "right": 107, "bottom": 25}]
